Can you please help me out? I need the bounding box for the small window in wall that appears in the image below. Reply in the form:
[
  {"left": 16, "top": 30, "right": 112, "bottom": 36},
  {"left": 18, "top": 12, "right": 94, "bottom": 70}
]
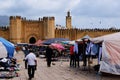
[{"left": 29, "top": 37, "right": 36, "bottom": 44}]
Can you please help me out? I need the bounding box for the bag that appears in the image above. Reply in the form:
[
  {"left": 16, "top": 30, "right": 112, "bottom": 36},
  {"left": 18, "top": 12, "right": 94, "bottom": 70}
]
[{"left": 79, "top": 54, "right": 83, "bottom": 61}]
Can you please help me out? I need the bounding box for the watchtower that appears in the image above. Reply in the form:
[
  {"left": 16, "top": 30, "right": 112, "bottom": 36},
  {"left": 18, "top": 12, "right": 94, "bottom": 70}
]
[
  {"left": 9, "top": 16, "right": 22, "bottom": 43},
  {"left": 66, "top": 11, "right": 72, "bottom": 29},
  {"left": 43, "top": 17, "right": 55, "bottom": 39}
]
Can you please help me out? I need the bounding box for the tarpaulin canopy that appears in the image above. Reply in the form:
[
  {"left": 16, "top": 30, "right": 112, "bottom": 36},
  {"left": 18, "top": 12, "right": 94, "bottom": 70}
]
[
  {"left": 61, "top": 40, "right": 76, "bottom": 45},
  {"left": 91, "top": 32, "right": 120, "bottom": 43},
  {"left": 81, "top": 35, "right": 91, "bottom": 40},
  {"left": 77, "top": 35, "right": 91, "bottom": 41},
  {"left": 43, "top": 38, "right": 70, "bottom": 45},
  {"left": 61, "top": 41, "right": 70, "bottom": 44},
  {"left": 0, "top": 37, "right": 15, "bottom": 58},
  {"left": 51, "top": 43, "right": 65, "bottom": 52},
  {"left": 34, "top": 40, "right": 43, "bottom": 46},
  {"left": 0, "top": 42, "right": 7, "bottom": 58},
  {"left": 91, "top": 32, "right": 120, "bottom": 75}
]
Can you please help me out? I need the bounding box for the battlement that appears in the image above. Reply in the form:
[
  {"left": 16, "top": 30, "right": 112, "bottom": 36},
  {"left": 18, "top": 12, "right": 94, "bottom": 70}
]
[
  {"left": 39, "top": 18, "right": 43, "bottom": 21},
  {"left": 21, "top": 17, "right": 26, "bottom": 20},
  {"left": 24, "top": 19, "right": 40, "bottom": 22},
  {"left": 10, "top": 16, "right": 55, "bottom": 23},
  {"left": 49, "top": 17, "right": 55, "bottom": 20},
  {"left": 10, "top": 16, "right": 21, "bottom": 20},
  {"left": 21, "top": 17, "right": 44, "bottom": 23},
  {"left": 55, "top": 28, "right": 120, "bottom": 32},
  {"left": 0, "top": 26, "right": 9, "bottom": 30},
  {"left": 43, "top": 16, "right": 55, "bottom": 20}
]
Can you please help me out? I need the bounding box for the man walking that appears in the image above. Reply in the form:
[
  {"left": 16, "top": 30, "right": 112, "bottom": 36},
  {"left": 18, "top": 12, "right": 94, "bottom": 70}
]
[
  {"left": 25, "top": 49, "right": 37, "bottom": 80},
  {"left": 46, "top": 45, "right": 53, "bottom": 67},
  {"left": 23, "top": 46, "right": 29, "bottom": 69}
]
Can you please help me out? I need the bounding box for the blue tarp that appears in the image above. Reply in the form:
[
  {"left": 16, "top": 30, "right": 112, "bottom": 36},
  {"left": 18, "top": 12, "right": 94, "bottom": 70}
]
[
  {"left": 43, "top": 38, "right": 70, "bottom": 45},
  {"left": 0, "top": 37, "right": 15, "bottom": 58}
]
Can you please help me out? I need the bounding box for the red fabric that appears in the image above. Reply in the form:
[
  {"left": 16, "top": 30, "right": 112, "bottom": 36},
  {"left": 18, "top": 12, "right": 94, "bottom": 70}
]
[
  {"left": 35, "top": 40, "right": 43, "bottom": 46},
  {"left": 70, "top": 46, "right": 74, "bottom": 55},
  {"left": 51, "top": 43, "right": 65, "bottom": 52}
]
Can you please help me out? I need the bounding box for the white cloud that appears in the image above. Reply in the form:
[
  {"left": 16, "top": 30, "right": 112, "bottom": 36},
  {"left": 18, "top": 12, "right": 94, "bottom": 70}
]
[
  {"left": 0, "top": 0, "right": 13, "bottom": 10},
  {"left": 1, "top": 0, "right": 120, "bottom": 28},
  {"left": 16, "top": 0, "right": 66, "bottom": 11},
  {"left": 74, "top": 0, "right": 120, "bottom": 17},
  {"left": 65, "top": 0, "right": 81, "bottom": 11}
]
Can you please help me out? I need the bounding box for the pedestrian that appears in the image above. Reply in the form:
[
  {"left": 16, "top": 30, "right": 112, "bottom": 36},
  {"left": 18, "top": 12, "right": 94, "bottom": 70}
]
[
  {"left": 46, "top": 45, "right": 53, "bottom": 67},
  {"left": 24, "top": 49, "right": 37, "bottom": 80},
  {"left": 74, "top": 41, "right": 79, "bottom": 67},
  {"left": 78, "top": 40, "right": 84, "bottom": 65},
  {"left": 70, "top": 45, "right": 75, "bottom": 67},
  {"left": 23, "top": 46, "right": 29, "bottom": 69},
  {"left": 82, "top": 39, "right": 87, "bottom": 70}
]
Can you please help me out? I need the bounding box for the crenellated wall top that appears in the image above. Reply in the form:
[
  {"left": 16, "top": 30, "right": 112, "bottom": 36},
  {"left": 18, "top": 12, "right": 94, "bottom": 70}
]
[
  {"left": 21, "top": 17, "right": 43, "bottom": 22},
  {"left": 0, "top": 26, "right": 9, "bottom": 30},
  {"left": 10, "top": 16, "right": 21, "bottom": 20},
  {"left": 55, "top": 28, "right": 120, "bottom": 32},
  {"left": 43, "top": 16, "right": 55, "bottom": 20}
]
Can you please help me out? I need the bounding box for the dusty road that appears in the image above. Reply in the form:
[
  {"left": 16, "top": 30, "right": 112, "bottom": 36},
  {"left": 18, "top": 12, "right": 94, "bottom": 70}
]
[{"left": 4, "top": 51, "right": 120, "bottom": 80}]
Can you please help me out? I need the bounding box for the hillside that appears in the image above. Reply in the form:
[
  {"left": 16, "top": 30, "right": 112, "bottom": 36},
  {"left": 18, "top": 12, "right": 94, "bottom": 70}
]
[{"left": 0, "top": 16, "right": 9, "bottom": 26}]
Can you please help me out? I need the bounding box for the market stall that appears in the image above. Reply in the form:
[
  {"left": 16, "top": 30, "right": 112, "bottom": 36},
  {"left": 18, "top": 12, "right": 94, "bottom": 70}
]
[
  {"left": 91, "top": 32, "right": 120, "bottom": 75},
  {"left": 0, "top": 37, "right": 19, "bottom": 78}
]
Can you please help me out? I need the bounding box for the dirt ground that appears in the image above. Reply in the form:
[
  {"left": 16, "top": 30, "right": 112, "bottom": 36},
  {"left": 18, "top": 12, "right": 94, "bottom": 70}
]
[{"left": 3, "top": 51, "right": 120, "bottom": 80}]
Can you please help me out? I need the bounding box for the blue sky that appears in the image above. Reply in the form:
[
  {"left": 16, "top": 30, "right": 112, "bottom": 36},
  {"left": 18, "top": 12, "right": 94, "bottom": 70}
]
[{"left": 1, "top": 0, "right": 120, "bottom": 29}]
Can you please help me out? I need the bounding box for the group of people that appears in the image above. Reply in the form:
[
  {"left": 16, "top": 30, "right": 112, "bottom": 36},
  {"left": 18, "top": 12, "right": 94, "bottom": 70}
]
[
  {"left": 69, "top": 40, "right": 87, "bottom": 68},
  {"left": 69, "top": 39, "right": 102, "bottom": 69}
]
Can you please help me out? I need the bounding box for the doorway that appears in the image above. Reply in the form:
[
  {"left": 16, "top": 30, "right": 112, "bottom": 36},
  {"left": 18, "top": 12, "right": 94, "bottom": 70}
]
[{"left": 29, "top": 37, "right": 36, "bottom": 44}]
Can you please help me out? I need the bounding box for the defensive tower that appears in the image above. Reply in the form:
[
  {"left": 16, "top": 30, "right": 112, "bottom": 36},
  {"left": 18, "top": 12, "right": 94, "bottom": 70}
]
[
  {"left": 10, "top": 16, "right": 22, "bottom": 43},
  {"left": 66, "top": 11, "right": 72, "bottom": 29}
]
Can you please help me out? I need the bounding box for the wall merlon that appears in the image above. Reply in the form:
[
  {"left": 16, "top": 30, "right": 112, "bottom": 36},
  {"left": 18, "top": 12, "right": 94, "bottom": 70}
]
[
  {"left": 0, "top": 26, "right": 9, "bottom": 30},
  {"left": 10, "top": 16, "right": 14, "bottom": 20},
  {"left": 43, "top": 17, "right": 48, "bottom": 20},
  {"left": 49, "top": 17, "right": 55, "bottom": 20},
  {"left": 16, "top": 16, "right": 21, "bottom": 19},
  {"left": 39, "top": 18, "right": 43, "bottom": 21},
  {"left": 22, "top": 17, "right": 26, "bottom": 20},
  {"left": 10, "top": 16, "right": 21, "bottom": 20},
  {"left": 43, "top": 16, "right": 55, "bottom": 21},
  {"left": 55, "top": 28, "right": 120, "bottom": 34}
]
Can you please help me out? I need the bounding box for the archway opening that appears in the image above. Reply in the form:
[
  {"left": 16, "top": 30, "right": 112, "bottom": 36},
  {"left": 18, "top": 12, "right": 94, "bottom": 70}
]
[{"left": 29, "top": 37, "right": 36, "bottom": 44}]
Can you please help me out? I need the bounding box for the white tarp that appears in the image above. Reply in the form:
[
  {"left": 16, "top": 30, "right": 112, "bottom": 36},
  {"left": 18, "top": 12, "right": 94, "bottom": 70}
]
[
  {"left": 0, "top": 42, "right": 7, "bottom": 58},
  {"left": 68, "top": 40, "right": 75, "bottom": 45},
  {"left": 91, "top": 32, "right": 120, "bottom": 75},
  {"left": 77, "top": 35, "right": 91, "bottom": 41},
  {"left": 91, "top": 32, "right": 120, "bottom": 43}
]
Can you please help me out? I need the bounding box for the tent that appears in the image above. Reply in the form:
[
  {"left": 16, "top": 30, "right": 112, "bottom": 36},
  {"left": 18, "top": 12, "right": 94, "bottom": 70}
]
[
  {"left": 34, "top": 40, "right": 43, "bottom": 46},
  {"left": 0, "top": 37, "right": 15, "bottom": 58},
  {"left": 0, "top": 42, "right": 7, "bottom": 58},
  {"left": 81, "top": 35, "right": 91, "bottom": 40},
  {"left": 68, "top": 40, "right": 75, "bottom": 45},
  {"left": 43, "top": 38, "right": 70, "bottom": 45},
  {"left": 51, "top": 43, "right": 65, "bottom": 52},
  {"left": 77, "top": 35, "right": 91, "bottom": 41},
  {"left": 61, "top": 41, "right": 70, "bottom": 44},
  {"left": 91, "top": 32, "right": 120, "bottom": 75}
]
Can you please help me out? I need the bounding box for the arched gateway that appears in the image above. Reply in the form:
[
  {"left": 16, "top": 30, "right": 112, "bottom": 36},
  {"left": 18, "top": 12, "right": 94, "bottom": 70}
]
[
  {"left": 29, "top": 37, "right": 36, "bottom": 44},
  {"left": 9, "top": 16, "right": 55, "bottom": 44}
]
